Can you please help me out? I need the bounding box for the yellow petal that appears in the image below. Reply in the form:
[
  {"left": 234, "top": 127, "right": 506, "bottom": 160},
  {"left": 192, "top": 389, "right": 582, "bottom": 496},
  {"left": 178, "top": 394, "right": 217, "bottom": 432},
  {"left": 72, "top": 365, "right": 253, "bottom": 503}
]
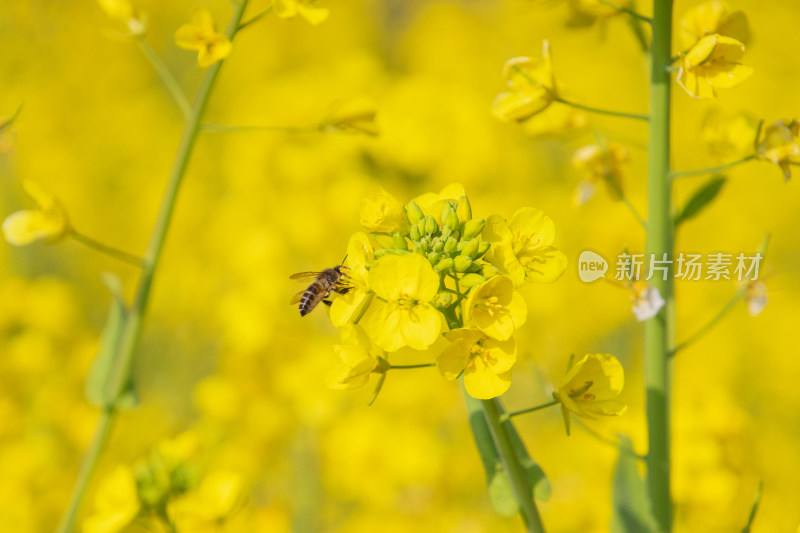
[
  {"left": 519, "top": 247, "right": 567, "bottom": 283},
  {"left": 174, "top": 24, "right": 204, "bottom": 50},
  {"left": 398, "top": 304, "right": 442, "bottom": 350},
  {"left": 509, "top": 207, "right": 555, "bottom": 249},
  {"left": 361, "top": 300, "right": 405, "bottom": 352},
  {"left": 83, "top": 466, "right": 140, "bottom": 533},
  {"left": 436, "top": 340, "right": 471, "bottom": 379},
  {"left": 482, "top": 336, "right": 516, "bottom": 374},
  {"left": 684, "top": 34, "right": 720, "bottom": 68},
  {"left": 491, "top": 89, "right": 552, "bottom": 122},
  {"left": 197, "top": 37, "right": 232, "bottom": 67},
  {"left": 464, "top": 360, "right": 511, "bottom": 399},
  {"left": 369, "top": 253, "right": 439, "bottom": 302},
  {"left": 359, "top": 188, "right": 407, "bottom": 233},
  {"left": 482, "top": 214, "right": 513, "bottom": 243},
  {"left": 297, "top": 4, "right": 329, "bottom": 25}
]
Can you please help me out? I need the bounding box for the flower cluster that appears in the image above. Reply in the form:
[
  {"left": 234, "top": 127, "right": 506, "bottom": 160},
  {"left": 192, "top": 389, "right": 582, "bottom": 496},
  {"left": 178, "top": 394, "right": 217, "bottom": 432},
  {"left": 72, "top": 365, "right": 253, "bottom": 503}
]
[{"left": 320, "top": 184, "right": 568, "bottom": 400}]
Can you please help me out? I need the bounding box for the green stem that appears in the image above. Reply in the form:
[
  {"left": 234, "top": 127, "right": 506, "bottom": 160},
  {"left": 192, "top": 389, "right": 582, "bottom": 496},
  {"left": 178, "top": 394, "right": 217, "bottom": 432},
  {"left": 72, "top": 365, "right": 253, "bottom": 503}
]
[
  {"left": 555, "top": 97, "right": 649, "bottom": 122},
  {"left": 0, "top": 104, "right": 23, "bottom": 132},
  {"left": 670, "top": 154, "right": 756, "bottom": 179},
  {"left": 505, "top": 400, "right": 559, "bottom": 419},
  {"left": 55, "top": 410, "right": 116, "bottom": 533},
  {"left": 238, "top": 6, "right": 272, "bottom": 32},
  {"left": 55, "top": 4, "right": 251, "bottom": 533},
  {"left": 389, "top": 363, "right": 436, "bottom": 369},
  {"left": 481, "top": 398, "right": 545, "bottom": 533},
  {"left": 136, "top": 37, "right": 192, "bottom": 118},
  {"left": 200, "top": 123, "right": 318, "bottom": 134},
  {"left": 70, "top": 230, "right": 145, "bottom": 267},
  {"left": 644, "top": 1, "right": 674, "bottom": 531},
  {"left": 596, "top": 0, "right": 653, "bottom": 23}
]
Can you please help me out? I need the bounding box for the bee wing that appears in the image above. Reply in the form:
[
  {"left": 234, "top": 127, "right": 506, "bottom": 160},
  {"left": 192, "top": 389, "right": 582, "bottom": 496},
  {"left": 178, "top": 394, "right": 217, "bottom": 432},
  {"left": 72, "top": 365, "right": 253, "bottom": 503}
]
[
  {"left": 290, "top": 271, "right": 321, "bottom": 281},
  {"left": 289, "top": 290, "right": 306, "bottom": 305}
]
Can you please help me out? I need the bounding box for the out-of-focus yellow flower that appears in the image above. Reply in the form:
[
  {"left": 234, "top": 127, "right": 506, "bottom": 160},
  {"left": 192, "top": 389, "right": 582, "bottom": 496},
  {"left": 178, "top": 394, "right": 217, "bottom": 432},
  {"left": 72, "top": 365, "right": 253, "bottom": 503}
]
[
  {"left": 359, "top": 189, "right": 407, "bottom": 233},
  {"left": 630, "top": 280, "right": 665, "bottom": 322},
  {"left": 319, "top": 98, "right": 378, "bottom": 136},
  {"left": 412, "top": 183, "right": 466, "bottom": 220},
  {"left": 437, "top": 328, "right": 516, "bottom": 399},
  {"left": 97, "top": 0, "right": 146, "bottom": 35},
  {"left": 483, "top": 207, "right": 567, "bottom": 286},
  {"left": 326, "top": 324, "right": 387, "bottom": 390},
  {"left": 174, "top": 8, "right": 232, "bottom": 68},
  {"left": 330, "top": 233, "right": 373, "bottom": 326},
  {"left": 167, "top": 470, "right": 244, "bottom": 532},
  {"left": 361, "top": 254, "right": 442, "bottom": 351},
  {"left": 567, "top": 0, "right": 633, "bottom": 20},
  {"left": 678, "top": 0, "right": 750, "bottom": 51},
  {"left": 745, "top": 280, "right": 767, "bottom": 316},
  {"left": 756, "top": 119, "right": 800, "bottom": 181},
  {"left": 572, "top": 142, "right": 629, "bottom": 202},
  {"left": 677, "top": 33, "right": 752, "bottom": 99},
  {"left": 273, "top": 0, "right": 329, "bottom": 25},
  {"left": 553, "top": 354, "right": 626, "bottom": 435},
  {"left": 83, "top": 465, "right": 140, "bottom": 533},
  {"left": 523, "top": 104, "right": 587, "bottom": 136},
  {"left": 702, "top": 109, "right": 759, "bottom": 160},
  {"left": 2, "top": 180, "right": 70, "bottom": 246},
  {"left": 463, "top": 276, "right": 526, "bottom": 341},
  {"left": 492, "top": 41, "right": 557, "bottom": 123}
]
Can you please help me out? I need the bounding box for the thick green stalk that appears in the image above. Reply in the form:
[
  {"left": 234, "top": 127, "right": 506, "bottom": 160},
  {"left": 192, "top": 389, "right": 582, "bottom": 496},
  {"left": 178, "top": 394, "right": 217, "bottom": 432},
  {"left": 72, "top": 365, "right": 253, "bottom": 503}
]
[
  {"left": 481, "top": 398, "right": 545, "bottom": 533},
  {"left": 55, "top": 3, "right": 250, "bottom": 532},
  {"left": 644, "top": 1, "right": 674, "bottom": 531}
]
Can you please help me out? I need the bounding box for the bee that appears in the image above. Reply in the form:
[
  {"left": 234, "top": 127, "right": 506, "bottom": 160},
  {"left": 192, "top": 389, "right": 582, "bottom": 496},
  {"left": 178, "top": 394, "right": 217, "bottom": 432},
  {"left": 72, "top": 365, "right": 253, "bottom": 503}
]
[{"left": 290, "top": 265, "right": 350, "bottom": 316}]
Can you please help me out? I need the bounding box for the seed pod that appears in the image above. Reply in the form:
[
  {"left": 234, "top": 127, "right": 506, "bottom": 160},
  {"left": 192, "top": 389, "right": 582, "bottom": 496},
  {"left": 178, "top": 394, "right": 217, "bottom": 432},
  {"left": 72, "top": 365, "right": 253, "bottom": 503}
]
[
  {"left": 406, "top": 200, "right": 424, "bottom": 225},
  {"left": 462, "top": 218, "right": 485, "bottom": 240}
]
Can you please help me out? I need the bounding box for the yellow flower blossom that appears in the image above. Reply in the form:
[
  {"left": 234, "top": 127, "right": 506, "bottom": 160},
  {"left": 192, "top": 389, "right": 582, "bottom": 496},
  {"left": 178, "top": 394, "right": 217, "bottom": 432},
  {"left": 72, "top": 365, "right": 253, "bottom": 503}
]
[
  {"left": 572, "top": 142, "right": 629, "bottom": 202},
  {"left": 330, "top": 232, "right": 374, "bottom": 326},
  {"left": 702, "top": 109, "right": 759, "bottom": 160},
  {"left": 361, "top": 253, "right": 442, "bottom": 351},
  {"left": 273, "top": 0, "right": 330, "bottom": 26},
  {"left": 745, "top": 280, "right": 767, "bottom": 316},
  {"left": 359, "top": 189, "right": 407, "bottom": 233},
  {"left": 326, "top": 324, "right": 387, "bottom": 390},
  {"left": 482, "top": 207, "right": 567, "bottom": 286},
  {"left": 83, "top": 465, "right": 140, "bottom": 533},
  {"left": 174, "top": 8, "right": 232, "bottom": 68},
  {"left": 523, "top": 104, "right": 586, "bottom": 136},
  {"left": 756, "top": 119, "right": 799, "bottom": 181},
  {"left": 678, "top": 0, "right": 750, "bottom": 51},
  {"left": 463, "top": 276, "right": 526, "bottom": 341},
  {"left": 677, "top": 33, "right": 752, "bottom": 99},
  {"left": 318, "top": 97, "right": 378, "bottom": 136},
  {"left": 553, "top": 353, "right": 627, "bottom": 435},
  {"left": 567, "top": 0, "right": 633, "bottom": 21},
  {"left": 437, "top": 328, "right": 516, "bottom": 399},
  {"left": 2, "top": 180, "right": 70, "bottom": 246},
  {"left": 492, "top": 41, "right": 557, "bottom": 123},
  {"left": 167, "top": 470, "right": 244, "bottom": 532},
  {"left": 412, "top": 183, "right": 466, "bottom": 220},
  {"left": 97, "top": 0, "right": 146, "bottom": 35}
]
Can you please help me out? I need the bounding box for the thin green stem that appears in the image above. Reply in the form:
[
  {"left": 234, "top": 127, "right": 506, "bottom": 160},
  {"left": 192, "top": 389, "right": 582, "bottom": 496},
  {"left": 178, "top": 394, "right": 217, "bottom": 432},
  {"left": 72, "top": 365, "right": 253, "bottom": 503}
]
[
  {"left": 596, "top": 0, "right": 653, "bottom": 23},
  {"left": 200, "top": 123, "right": 318, "bottom": 134},
  {"left": 504, "top": 400, "right": 559, "bottom": 419},
  {"left": 55, "top": 410, "right": 116, "bottom": 533},
  {"left": 644, "top": 1, "right": 674, "bottom": 531},
  {"left": 670, "top": 154, "right": 756, "bottom": 179},
  {"left": 136, "top": 38, "right": 192, "bottom": 118},
  {"left": 0, "top": 104, "right": 23, "bottom": 132},
  {"left": 70, "top": 230, "right": 145, "bottom": 267},
  {"left": 481, "top": 398, "right": 545, "bottom": 533},
  {"left": 389, "top": 363, "right": 436, "bottom": 369},
  {"left": 55, "top": 4, "right": 251, "bottom": 533},
  {"left": 555, "top": 97, "right": 649, "bottom": 122},
  {"left": 238, "top": 6, "right": 272, "bottom": 32}
]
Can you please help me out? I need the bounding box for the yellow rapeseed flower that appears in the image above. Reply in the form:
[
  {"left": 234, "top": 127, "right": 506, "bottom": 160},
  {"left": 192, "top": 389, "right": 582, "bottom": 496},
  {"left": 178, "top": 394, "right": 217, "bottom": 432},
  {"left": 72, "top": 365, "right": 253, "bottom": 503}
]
[
  {"left": 482, "top": 207, "right": 567, "bottom": 286},
  {"left": 167, "top": 470, "right": 244, "bottom": 531},
  {"left": 437, "top": 328, "right": 516, "bottom": 399},
  {"left": 463, "top": 276, "right": 526, "bottom": 341},
  {"left": 492, "top": 41, "right": 557, "bottom": 123},
  {"left": 97, "top": 0, "right": 146, "bottom": 35},
  {"left": 83, "top": 465, "right": 140, "bottom": 533},
  {"left": 330, "top": 232, "right": 374, "bottom": 326},
  {"left": 677, "top": 33, "right": 752, "bottom": 99},
  {"left": 359, "top": 189, "right": 407, "bottom": 233},
  {"left": 572, "top": 142, "right": 629, "bottom": 202},
  {"left": 553, "top": 353, "right": 627, "bottom": 436},
  {"left": 412, "top": 183, "right": 466, "bottom": 220},
  {"left": 678, "top": 0, "right": 750, "bottom": 51},
  {"left": 2, "top": 180, "right": 70, "bottom": 246},
  {"left": 756, "top": 119, "right": 800, "bottom": 181},
  {"left": 273, "top": 0, "right": 330, "bottom": 25},
  {"left": 567, "top": 0, "right": 634, "bottom": 21},
  {"left": 361, "top": 253, "right": 442, "bottom": 351},
  {"left": 326, "top": 324, "right": 387, "bottom": 390},
  {"left": 174, "top": 8, "right": 232, "bottom": 68},
  {"left": 702, "top": 108, "right": 759, "bottom": 160}
]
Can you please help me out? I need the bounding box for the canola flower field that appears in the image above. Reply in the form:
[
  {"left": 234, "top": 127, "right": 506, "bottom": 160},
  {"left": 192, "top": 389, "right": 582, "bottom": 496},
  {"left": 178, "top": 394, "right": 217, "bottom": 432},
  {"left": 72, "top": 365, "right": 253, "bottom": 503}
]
[{"left": 1, "top": 1, "right": 800, "bottom": 532}]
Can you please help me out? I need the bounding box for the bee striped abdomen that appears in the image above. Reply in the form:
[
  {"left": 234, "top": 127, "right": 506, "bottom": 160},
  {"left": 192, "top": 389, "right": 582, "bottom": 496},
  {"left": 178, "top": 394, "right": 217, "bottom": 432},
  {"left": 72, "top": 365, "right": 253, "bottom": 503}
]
[{"left": 299, "top": 283, "right": 325, "bottom": 316}]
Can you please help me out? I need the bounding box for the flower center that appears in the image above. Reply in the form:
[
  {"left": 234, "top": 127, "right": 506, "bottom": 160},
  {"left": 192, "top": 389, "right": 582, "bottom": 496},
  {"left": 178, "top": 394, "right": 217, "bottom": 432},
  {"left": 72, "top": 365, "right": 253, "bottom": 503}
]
[{"left": 568, "top": 380, "right": 595, "bottom": 400}]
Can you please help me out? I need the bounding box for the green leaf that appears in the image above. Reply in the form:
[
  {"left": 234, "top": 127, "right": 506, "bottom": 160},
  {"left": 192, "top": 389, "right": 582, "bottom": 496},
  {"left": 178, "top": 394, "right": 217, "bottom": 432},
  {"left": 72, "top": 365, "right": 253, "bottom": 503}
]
[
  {"left": 85, "top": 273, "right": 132, "bottom": 408},
  {"left": 674, "top": 176, "right": 726, "bottom": 227},
  {"left": 610, "top": 435, "right": 657, "bottom": 533},
  {"left": 740, "top": 480, "right": 763, "bottom": 532},
  {"left": 464, "top": 392, "right": 550, "bottom": 517}
]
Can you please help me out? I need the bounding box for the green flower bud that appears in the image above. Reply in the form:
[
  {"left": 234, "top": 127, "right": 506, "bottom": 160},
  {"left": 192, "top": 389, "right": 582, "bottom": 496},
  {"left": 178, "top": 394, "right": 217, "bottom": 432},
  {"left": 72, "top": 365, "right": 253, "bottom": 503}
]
[
  {"left": 441, "top": 203, "right": 459, "bottom": 231},
  {"left": 441, "top": 226, "right": 452, "bottom": 240},
  {"left": 456, "top": 195, "right": 472, "bottom": 222},
  {"left": 409, "top": 225, "right": 421, "bottom": 241},
  {"left": 462, "top": 218, "right": 485, "bottom": 240},
  {"left": 460, "top": 238, "right": 479, "bottom": 258},
  {"left": 436, "top": 257, "right": 454, "bottom": 272},
  {"left": 482, "top": 263, "right": 500, "bottom": 278},
  {"left": 432, "top": 291, "right": 456, "bottom": 308},
  {"left": 427, "top": 252, "right": 442, "bottom": 264},
  {"left": 454, "top": 255, "right": 473, "bottom": 273},
  {"left": 432, "top": 239, "right": 444, "bottom": 253},
  {"left": 466, "top": 261, "right": 483, "bottom": 273},
  {"left": 443, "top": 237, "right": 458, "bottom": 255},
  {"left": 406, "top": 200, "right": 424, "bottom": 225},
  {"left": 474, "top": 241, "right": 491, "bottom": 259},
  {"left": 417, "top": 220, "right": 427, "bottom": 237},
  {"left": 392, "top": 233, "right": 408, "bottom": 251},
  {"left": 459, "top": 273, "right": 485, "bottom": 289},
  {"left": 417, "top": 238, "right": 430, "bottom": 253},
  {"left": 424, "top": 215, "right": 439, "bottom": 236},
  {"left": 372, "top": 234, "right": 395, "bottom": 249}
]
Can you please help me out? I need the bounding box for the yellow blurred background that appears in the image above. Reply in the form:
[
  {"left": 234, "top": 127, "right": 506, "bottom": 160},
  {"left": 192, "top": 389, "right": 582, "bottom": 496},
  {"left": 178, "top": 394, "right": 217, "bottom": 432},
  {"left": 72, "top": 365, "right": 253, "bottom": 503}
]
[{"left": 1, "top": 0, "right": 799, "bottom": 531}]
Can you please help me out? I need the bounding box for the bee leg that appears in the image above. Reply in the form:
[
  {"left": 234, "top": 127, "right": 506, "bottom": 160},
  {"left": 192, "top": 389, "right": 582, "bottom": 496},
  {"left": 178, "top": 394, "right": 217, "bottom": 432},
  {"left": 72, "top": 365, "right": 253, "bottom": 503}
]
[
  {"left": 337, "top": 287, "right": 351, "bottom": 295},
  {"left": 322, "top": 300, "right": 333, "bottom": 307}
]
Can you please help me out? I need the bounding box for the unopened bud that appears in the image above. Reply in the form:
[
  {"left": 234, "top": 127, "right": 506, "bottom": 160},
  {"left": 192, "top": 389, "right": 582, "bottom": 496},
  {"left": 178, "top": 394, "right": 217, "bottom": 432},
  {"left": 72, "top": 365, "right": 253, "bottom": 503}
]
[
  {"left": 459, "top": 273, "right": 485, "bottom": 289},
  {"left": 441, "top": 203, "right": 459, "bottom": 231},
  {"left": 460, "top": 239, "right": 479, "bottom": 258},
  {"left": 474, "top": 241, "right": 491, "bottom": 259},
  {"left": 409, "top": 225, "right": 421, "bottom": 241},
  {"left": 462, "top": 218, "right": 485, "bottom": 240},
  {"left": 443, "top": 237, "right": 458, "bottom": 255},
  {"left": 456, "top": 196, "right": 472, "bottom": 223},
  {"left": 436, "top": 257, "right": 454, "bottom": 272},
  {"left": 482, "top": 263, "right": 500, "bottom": 278},
  {"left": 392, "top": 233, "right": 408, "bottom": 251},
  {"left": 466, "top": 261, "right": 483, "bottom": 273},
  {"left": 406, "top": 200, "right": 424, "bottom": 225},
  {"left": 433, "top": 291, "right": 456, "bottom": 308},
  {"left": 454, "top": 255, "right": 473, "bottom": 273},
  {"left": 427, "top": 252, "right": 442, "bottom": 264},
  {"left": 424, "top": 216, "right": 439, "bottom": 236},
  {"left": 432, "top": 239, "right": 444, "bottom": 253}
]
